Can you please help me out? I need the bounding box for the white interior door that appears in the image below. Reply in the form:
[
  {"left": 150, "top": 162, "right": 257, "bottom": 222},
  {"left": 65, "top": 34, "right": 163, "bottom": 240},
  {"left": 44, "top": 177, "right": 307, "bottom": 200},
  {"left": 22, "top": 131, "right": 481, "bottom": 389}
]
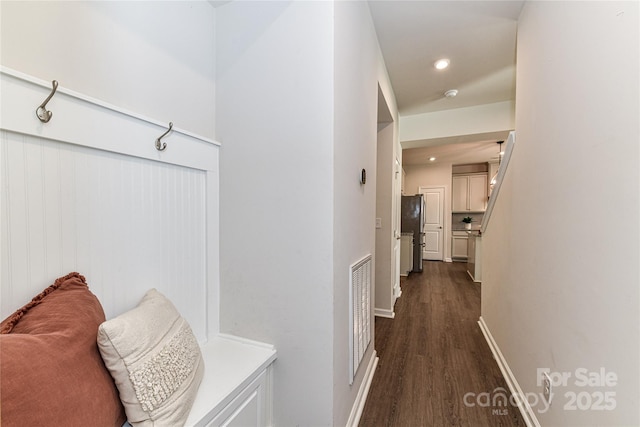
[{"left": 420, "top": 186, "right": 444, "bottom": 261}]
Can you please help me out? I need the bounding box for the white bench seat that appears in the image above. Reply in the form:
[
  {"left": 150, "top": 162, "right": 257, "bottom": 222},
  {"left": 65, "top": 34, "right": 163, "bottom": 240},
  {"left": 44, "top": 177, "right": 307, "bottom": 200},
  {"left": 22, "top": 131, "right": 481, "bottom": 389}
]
[{"left": 186, "top": 334, "right": 277, "bottom": 427}]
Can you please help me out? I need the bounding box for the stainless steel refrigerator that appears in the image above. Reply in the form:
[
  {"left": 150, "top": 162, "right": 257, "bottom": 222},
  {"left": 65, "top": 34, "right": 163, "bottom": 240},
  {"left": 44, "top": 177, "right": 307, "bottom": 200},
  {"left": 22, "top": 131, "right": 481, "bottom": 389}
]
[{"left": 401, "top": 194, "right": 426, "bottom": 273}]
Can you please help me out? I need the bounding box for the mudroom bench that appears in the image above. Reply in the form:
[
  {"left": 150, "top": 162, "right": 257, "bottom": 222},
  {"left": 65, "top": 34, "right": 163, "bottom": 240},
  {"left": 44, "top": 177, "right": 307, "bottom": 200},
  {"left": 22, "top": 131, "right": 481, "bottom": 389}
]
[
  {"left": 185, "top": 335, "right": 277, "bottom": 427},
  {"left": 0, "top": 68, "right": 278, "bottom": 427}
]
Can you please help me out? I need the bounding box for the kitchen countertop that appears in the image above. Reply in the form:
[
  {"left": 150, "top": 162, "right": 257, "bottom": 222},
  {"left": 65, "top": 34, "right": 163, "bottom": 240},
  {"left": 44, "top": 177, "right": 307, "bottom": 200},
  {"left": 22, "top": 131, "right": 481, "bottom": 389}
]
[{"left": 452, "top": 226, "right": 482, "bottom": 232}]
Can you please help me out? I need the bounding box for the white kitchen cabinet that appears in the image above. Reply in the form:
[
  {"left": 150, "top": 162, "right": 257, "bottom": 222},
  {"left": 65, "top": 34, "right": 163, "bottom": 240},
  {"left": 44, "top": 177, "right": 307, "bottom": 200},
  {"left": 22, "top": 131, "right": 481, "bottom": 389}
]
[
  {"left": 452, "top": 231, "right": 468, "bottom": 260},
  {"left": 452, "top": 174, "right": 488, "bottom": 212},
  {"left": 452, "top": 176, "right": 468, "bottom": 213},
  {"left": 468, "top": 175, "right": 487, "bottom": 211}
]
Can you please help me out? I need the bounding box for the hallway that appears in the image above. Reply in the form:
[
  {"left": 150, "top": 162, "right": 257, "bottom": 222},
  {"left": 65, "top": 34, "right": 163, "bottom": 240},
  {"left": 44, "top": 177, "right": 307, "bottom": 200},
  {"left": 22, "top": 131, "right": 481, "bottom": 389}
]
[{"left": 359, "top": 261, "right": 525, "bottom": 426}]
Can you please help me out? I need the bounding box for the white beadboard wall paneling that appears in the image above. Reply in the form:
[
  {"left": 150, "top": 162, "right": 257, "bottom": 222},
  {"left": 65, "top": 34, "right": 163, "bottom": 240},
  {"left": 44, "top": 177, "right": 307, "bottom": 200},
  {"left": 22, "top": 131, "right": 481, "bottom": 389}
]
[
  {"left": 1, "top": 67, "right": 220, "bottom": 342},
  {"left": 1, "top": 131, "right": 210, "bottom": 341}
]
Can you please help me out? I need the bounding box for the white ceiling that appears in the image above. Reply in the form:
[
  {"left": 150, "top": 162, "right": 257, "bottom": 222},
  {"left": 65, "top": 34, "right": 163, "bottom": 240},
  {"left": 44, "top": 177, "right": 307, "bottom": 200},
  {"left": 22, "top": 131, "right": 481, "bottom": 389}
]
[
  {"left": 403, "top": 138, "right": 505, "bottom": 166},
  {"left": 368, "top": 0, "right": 523, "bottom": 165}
]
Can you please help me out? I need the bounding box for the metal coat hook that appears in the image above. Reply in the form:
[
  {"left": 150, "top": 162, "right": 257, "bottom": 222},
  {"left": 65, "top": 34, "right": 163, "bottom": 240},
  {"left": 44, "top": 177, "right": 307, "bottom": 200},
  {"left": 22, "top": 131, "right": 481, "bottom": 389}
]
[
  {"left": 36, "top": 80, "right": 59, "bottom": 123},
  {"left": 155, "top": 122, "right": 173, "bottom": 151}
]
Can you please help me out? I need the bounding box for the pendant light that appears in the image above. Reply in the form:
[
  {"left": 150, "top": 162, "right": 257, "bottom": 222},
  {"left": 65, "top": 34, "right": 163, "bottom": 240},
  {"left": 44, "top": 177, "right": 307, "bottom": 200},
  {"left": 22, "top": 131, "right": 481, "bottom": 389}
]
[{"left": 489, "top": 140, "right": 504, "bottom": 191}]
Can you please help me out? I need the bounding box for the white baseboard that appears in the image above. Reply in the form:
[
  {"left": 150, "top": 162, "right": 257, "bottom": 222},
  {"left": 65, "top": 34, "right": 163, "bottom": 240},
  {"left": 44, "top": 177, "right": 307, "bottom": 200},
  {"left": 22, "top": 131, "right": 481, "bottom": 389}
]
[
  {"left": 477, "top": 317, "right": 541, "bottom": 427},
  {"left": 346, "top": 351, "right": 379, "bottom": 427},
  {"left": 394, "top": 283, "right": 402, "bottom": 299},
  {"left": 466, "top": 270, "right": 481, "bottom": 284},
  {"left": 374, "top": 308, "right": 395, "bottom": 319},
  {"left": 445, "top": 257, "right": 453, "bottom": 263}
]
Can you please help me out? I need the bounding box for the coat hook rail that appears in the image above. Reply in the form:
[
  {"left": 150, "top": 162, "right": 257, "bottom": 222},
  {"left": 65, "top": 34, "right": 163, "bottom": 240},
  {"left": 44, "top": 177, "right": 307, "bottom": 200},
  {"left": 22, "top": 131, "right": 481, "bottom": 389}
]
[
  {"left": 156, "top": 122, "right": 173, "bottom": 151},
  {"left": 36, "top": 80, "right": 59, "bottom": 123}
]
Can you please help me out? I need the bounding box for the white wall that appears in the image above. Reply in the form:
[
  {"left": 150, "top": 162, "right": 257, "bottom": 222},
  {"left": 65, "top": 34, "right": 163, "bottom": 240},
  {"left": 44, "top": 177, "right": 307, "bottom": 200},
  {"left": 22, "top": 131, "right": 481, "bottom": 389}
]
[
  {"left": 482, "top": 2, "right": 639, "bottom": 425},
  {"left": 400, "top": 100, "right": 514, "bottom": 147},
  {"left": 216, "top": 2, "right": 397, "bottom": 424},
  {"left": 215, "top": 2, "right": 335, "bottom": 425},
  {"left": 333, "top": 2, "right": 395, "bottom": 424},
  {"left": 403, "top": 162, "right": 453, "bottom": 260},
  {"left": 0, "top": 1, "right": 216, "bottom": 138}
]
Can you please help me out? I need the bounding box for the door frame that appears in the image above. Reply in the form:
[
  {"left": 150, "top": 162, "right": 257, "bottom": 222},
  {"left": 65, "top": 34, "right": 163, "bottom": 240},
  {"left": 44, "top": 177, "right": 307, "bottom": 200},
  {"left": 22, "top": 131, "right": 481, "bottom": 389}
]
[
  {"left": 393, "top": 157, "right": 402, "bottom": 299},
  {"left": 419, "top": 185, "right": 448, "bottom": 262}
]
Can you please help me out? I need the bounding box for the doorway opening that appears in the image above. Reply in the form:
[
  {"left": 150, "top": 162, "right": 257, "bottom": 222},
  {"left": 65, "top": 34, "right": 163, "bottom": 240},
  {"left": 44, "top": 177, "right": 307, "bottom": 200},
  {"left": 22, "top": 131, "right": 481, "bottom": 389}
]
[{"left": 374, "top": 84, "right": 400, "bottom": 319}]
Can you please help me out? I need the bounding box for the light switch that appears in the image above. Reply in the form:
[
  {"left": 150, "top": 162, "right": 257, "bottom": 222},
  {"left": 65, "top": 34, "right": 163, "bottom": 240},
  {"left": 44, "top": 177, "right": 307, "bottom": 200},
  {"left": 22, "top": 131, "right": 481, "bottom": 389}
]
[{"left": 375, "top": 218, "right": 382, "bottom": 229}]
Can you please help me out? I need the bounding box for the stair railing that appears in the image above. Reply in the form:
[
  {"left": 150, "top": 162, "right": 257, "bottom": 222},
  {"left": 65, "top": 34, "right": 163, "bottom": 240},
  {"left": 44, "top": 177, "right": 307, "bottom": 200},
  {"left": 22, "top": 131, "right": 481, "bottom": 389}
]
[{"left": 481, "top": 131, "right": 516, "bottom": 234}]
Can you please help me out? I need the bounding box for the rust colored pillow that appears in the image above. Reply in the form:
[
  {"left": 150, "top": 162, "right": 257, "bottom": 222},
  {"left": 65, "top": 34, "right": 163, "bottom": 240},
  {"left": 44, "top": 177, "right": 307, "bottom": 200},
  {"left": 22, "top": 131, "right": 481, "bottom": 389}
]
[{"left": 0, "top": 272, "right": 126, "bottom": 427}]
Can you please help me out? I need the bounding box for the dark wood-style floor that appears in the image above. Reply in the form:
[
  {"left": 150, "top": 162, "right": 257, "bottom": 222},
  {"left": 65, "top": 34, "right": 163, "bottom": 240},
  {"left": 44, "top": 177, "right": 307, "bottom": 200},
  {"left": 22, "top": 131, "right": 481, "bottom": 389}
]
[{"left": 359, "top": 261, "right": 525, "bottom": 427}]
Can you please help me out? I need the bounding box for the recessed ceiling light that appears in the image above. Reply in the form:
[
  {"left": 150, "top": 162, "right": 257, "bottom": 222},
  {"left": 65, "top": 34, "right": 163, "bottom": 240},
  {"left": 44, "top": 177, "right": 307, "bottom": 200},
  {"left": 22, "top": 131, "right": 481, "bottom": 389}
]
[
  {"left": 444, "top": 89, "right": 458, "bottom": 98},
  {"left": 434, "top": 59, "right": 450, "bottom": 70},
  {"left": 429, "top": 157, "right": 436, "bottom": 162}
]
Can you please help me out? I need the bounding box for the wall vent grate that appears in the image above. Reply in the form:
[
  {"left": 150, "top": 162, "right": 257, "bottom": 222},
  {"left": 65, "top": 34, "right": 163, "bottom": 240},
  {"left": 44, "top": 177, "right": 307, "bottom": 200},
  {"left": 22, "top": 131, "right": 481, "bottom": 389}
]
[{"left": 349, "top": 254, "right": 372, "bottom": 384}]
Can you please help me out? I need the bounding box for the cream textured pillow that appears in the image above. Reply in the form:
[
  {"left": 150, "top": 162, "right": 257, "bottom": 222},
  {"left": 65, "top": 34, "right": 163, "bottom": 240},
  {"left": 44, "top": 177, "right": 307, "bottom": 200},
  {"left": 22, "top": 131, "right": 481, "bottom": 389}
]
[{"left": 97, "top": 289, "right": 204, "bottom": 426}]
